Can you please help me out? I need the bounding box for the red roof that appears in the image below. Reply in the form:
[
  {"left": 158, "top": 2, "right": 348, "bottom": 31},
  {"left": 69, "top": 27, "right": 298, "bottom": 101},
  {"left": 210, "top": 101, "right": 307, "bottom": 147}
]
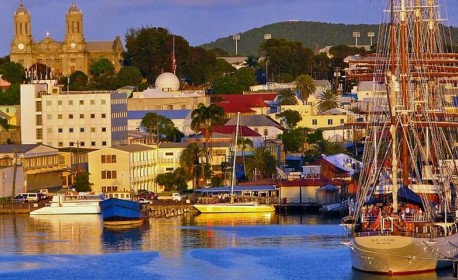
[
  {"left": 214, "top": 101, "right": 254, "bottom": 113},
  {"left": 279, "top": 177, "right": 330, "bottom": 187},
  {"left": 210, "top": 125, "right": 261, "bottom": 137},
  {"left": 217, "top": 93, "right": 277, "bottom": 108}
]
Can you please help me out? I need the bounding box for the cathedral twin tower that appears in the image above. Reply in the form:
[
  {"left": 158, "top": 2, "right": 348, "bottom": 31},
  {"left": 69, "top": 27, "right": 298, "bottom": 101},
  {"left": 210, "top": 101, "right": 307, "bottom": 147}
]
[{"left": 10, "top": 2, "right": 124, "bottom": 78}]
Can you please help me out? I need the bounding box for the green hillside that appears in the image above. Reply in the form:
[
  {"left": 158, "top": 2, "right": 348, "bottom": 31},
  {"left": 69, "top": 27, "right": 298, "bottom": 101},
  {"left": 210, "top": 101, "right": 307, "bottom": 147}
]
[{"left": 201, "top": 21, "right": 458, "bottom": 56}]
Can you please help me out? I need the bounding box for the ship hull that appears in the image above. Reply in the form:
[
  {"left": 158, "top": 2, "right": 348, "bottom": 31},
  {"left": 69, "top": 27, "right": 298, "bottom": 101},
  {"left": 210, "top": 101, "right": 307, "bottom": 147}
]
[
  {"left": 349, "top": 234, "right": 458, "bottom": 274},
  {"left": 193, "top": 203, "right": 275, "bottom": 213}
]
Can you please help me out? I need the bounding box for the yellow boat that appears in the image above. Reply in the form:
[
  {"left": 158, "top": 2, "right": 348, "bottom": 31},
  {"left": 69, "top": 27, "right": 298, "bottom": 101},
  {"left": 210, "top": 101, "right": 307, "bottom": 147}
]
[
  {"left": 193, "top": 113, "right": 275, "bottom": 214},
  {"left": 194, "top": 212, "right": 274, "bottom": 225},
  {"left": 193, "top": 202, "right": 275, "bottom": 214}
]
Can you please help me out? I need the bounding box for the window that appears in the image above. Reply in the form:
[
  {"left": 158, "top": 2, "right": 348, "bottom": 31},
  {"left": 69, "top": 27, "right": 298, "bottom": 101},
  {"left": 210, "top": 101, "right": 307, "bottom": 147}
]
[
  {"left": 102, "top": 141, "right": 107, "bottom": 146},
  {"left": 91, "top": 141, "right": 96, "bottom": 146},
  {"left": 340, "top": 119, "right": 345, "bottom": 125},
  {"left": 101, "top": 113, "right": 106, "bottom": 118},
  {"left": 102, "top": 127, "right": 106, "bottom": 132},
  {"left": 101, "top": 155, "right": 106, "bottom": 163},
  {"left": 102, "top": 170, "right": 117, "bottom": 179},
  {"left": 167, "top": 105, "right": 173, "bottom": 110},
  {"left": 312, "top": 119, "right": 317, "bottom": 125},
  {"left": 69, "top": 114, "right": 73, "bottom": 119},
  {"left": 90, "top": 100, "right": 95, "bottom": 105},
  {"left": 57, "top": 100, "right": 62, "bottom": 106},
  {"left": 80, "top": 114, "right": 84, "bottom": 118},
  {"left": 69, "top": 128, "right": 74, "bottom": 133},
  {"left": 80, "top": 128, "right": 85, "bottom": 132},
  {"left": 58, "top": 114, "right": 62, "bottom": 120},
  {"left": 328, "top": 119, "right": 333, "bottom": 125},
  {"left": 80, "top": 142, "right": 85, "bottom": 146},
  {"left": 91, "top": 127, "right": 96, "bottom": 132},
  {"left": 70, "top": 58, "right": 76, "bottom": 63},
  {"left": 46, "top": 100, "right": 52, "bottom": 106},
  {"left": 79, "top": 100, "right": 84, "bottom": 105},
  {"left": 68, "top": 100, "right": 73, "bottom": 106},
  {"left": 58, "top": 128, "right": 63, "bottom": 133},
  {"left": 165, "top": 152, "right": 173, "bottom": 156},
  {"left": 58, "top": 142, "right": 63, "bottom": 147},
  {"left": 69, "top": 142, "right": 74, "bottom": 147},
  {"left": 91, "top": 114, "right": 95, "bottom": 118},
  {"left": 101, "top": 100, "right": 106, "bottom": 105},
  {"left": 36, "top": 101, "right": 42, "bottom": 111}
]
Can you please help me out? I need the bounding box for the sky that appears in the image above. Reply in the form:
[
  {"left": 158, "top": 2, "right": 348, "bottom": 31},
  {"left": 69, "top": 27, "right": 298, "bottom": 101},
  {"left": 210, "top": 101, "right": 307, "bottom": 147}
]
[{"left": 2, "top": 0, "right": 458, "bottom": 57}]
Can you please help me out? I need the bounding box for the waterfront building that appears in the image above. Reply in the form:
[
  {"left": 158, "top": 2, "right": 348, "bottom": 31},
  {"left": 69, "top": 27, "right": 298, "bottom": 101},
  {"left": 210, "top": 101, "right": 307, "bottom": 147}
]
[
  {"left": 88, "top": 143, "right": 156, "bottom": 194},
  {"left": 10, "top": 2, "right": 124, "bottom": 77},
  {"left": 20, "top": 80, "right": 129, "bottom": 149},
  {"left": 0, "top": 144, "right": 66, "bottom": 197}
]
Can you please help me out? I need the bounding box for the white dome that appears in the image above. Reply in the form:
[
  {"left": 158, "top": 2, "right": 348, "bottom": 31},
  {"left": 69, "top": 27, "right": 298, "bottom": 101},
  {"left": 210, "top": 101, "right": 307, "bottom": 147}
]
[{"left": 155, "top": 72, "right": 180, "bottom": 92}]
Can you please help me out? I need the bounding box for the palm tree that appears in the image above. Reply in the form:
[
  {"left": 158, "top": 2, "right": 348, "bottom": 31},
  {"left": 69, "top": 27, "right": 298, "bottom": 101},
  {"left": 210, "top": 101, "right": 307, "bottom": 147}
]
[
  {"left": 245, "top": 147, "right": 277, "bottom": 181},
  {"left": 276, "top": 89, "right": 298, "bottom": 105},
  {"left": 316, "top": 90, "right": 339, "bottom": 113},
  {"left": 237, "top": 137, "right": 253, "bottom": 176},
  {"left": 295, "top": 74, "right": 316, "bottom": 104},
  {"left": 180, "top": 143, "right": 201, "bottom": 189},
  {"left": 243, "top": 55, "right": 259, "bottom": 69},
  {"left": 191, "top": 103, "right": 226, "bottom": 186}
]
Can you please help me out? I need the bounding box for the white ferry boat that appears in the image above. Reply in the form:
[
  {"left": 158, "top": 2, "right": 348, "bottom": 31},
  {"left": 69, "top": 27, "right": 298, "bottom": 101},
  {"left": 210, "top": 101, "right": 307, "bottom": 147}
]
[{"left": 30, "top": 193, "right": 105, "bottom": 215}]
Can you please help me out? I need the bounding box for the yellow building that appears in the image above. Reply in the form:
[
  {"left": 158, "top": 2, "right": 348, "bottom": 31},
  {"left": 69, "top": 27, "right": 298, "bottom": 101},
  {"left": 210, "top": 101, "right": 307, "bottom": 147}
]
[
  {"left": 88, "top": 144, "right": 156, "bottom": 194},
  {"left": 10, "top": 3, "right": 124, "bottom": 77}
]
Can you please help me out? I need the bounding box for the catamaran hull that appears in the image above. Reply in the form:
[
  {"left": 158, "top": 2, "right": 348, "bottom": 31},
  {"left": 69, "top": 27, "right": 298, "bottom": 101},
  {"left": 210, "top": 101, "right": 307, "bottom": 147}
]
[
  {"left": 193, "top": 204, "right": 275, "bottom": 213},
  {"left": 349, "top": 235, "right": 458, "bottom": 275}
]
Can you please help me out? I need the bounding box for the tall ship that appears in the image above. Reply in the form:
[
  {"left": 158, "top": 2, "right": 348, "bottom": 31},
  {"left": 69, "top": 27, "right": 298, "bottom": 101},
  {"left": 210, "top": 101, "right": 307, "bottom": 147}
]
[{"left": 342, "top": 0, "right": 458, "bottom": 275}]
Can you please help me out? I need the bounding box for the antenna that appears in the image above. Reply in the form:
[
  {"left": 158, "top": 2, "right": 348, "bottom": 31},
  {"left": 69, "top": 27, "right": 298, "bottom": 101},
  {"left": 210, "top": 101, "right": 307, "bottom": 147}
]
[{"left": 172, "top": 35, "right": 176, "bottom": 74}]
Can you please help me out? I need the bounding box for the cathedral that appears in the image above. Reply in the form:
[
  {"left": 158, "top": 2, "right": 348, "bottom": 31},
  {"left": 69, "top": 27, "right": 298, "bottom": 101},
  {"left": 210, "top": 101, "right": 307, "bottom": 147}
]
[{"left": 10, "top": 2, "right": 124, "bottom": 78}]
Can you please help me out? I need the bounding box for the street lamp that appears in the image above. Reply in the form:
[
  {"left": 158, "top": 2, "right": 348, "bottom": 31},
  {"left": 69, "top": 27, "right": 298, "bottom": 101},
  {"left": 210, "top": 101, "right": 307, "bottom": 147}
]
[
  {"left": 233, "top": 34, "right": 240, "bottom": 56},
  {"left": 352, "top": 31, "right": 360, "bottom": 47},
  {"left": 368, "top": 32, "right": 375, "bottom": 46},
  {"left": 264, "top": 34, "right": 271, "bottom": 87}
]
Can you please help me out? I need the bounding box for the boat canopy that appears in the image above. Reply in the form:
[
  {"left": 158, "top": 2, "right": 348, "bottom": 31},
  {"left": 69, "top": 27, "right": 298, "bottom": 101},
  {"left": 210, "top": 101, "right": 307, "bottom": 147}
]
[{"left": 194, "top": 185, "right": 278, "bottom": 193}]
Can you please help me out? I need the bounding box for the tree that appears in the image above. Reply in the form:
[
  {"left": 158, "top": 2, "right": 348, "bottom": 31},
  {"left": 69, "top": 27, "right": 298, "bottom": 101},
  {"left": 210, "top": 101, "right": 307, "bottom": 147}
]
[
  {"left": 75, "top": 172, "right": 93, "bottom": 192},
  {"left": 276, "top": 89, "right": 298, "bottom": 105},
  {"left": 90, "top": 58, "right": 115, "bottom": 77},
  {"left": 0, "top": 62, "right": 24, "bottom": 84},
  {"left": 260, "top": 38, "right": 314, "bottom": 82},
  {"left": 211, "top": 67, "right": 256, "bottom": 94},
  {"left": 295, "top": 74, "right": 315, "bottom": 104},
  {"left": 245, "top": 147, "right": 277, "bottom": 180},
  {"left": 180, "top": 143, "right": 201, "bottom": 189},
  {"left": 243, "top": 55, "right": 259, "bottom": 69},
  {"left": 191, "top": 103, "right": 226, "bottom": 185},
  {"left": 0, "top": 84, "right": 20, "bottom": 105},
  {"left": 277, "top": 109, "right": 302, "bottom": 129},
  {"left": 116, "top": 66, "right": 143, "bottom": 87},
  {"left": 140, "top": 112, "right": 182, "bottom": 143},
  {"left": 59, "top": 71, "right": 89, "bottom": 91},
  {"left": 316, "top": 90, "right": 339, "bottom": 113},
  {"left": 303, "top": 139, "right": 347, "bottom": 164}
]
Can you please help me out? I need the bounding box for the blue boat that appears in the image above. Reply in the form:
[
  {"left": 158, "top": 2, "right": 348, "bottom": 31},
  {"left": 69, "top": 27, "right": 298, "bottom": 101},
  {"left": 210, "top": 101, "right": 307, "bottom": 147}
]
[{"left": 99, "top": 198, "right": 146, "bottom": 228}]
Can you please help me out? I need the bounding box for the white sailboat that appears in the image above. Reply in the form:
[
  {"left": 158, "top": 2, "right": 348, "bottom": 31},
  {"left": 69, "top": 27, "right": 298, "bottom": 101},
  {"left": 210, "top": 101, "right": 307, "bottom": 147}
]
[
  {"left": 342, "top": 0, "right": 458, "bottom": 275},
  {"left": 193, "top": 112, "right": 275, "bottom": 213}
]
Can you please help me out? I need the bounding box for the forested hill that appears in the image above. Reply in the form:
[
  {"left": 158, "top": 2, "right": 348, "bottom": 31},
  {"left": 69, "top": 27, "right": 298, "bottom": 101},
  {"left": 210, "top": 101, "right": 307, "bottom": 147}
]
[{"left": 200, "top": 21, "right": 458, "bottom": 56}]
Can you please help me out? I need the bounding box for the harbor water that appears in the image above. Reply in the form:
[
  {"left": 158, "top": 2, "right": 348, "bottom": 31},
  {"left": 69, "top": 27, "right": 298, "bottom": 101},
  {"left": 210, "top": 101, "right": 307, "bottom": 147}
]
[{"left": 0, "top": 212, "right": 455, "bottom": 280}]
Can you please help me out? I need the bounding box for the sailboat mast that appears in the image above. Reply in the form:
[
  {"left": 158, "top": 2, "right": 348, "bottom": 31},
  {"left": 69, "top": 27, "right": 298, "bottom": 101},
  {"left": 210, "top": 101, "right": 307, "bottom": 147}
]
[
  {"left": 230, "top": 112, "right": 240, "bottom": 204},
  {"left": 400, "top": 0, "right": 410, "bottom": 187}
]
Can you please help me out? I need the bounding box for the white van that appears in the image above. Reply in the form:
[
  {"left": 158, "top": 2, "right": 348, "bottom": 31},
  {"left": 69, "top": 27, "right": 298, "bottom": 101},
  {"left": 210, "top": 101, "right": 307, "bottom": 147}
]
[{"left": 15, "top": 193, "right": 39, "bottom": 202}]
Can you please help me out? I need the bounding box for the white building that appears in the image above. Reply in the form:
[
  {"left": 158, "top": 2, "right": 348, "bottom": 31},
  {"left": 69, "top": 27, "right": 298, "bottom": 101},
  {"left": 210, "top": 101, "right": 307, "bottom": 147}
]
[{"left": 20, "top": 80, "right": 128, "bottom": 149}]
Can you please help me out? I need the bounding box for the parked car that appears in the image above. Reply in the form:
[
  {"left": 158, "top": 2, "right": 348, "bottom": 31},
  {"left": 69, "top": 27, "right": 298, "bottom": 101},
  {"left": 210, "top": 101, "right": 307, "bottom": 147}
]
[
  {"left": 13, "top": 194, "right": 27, "bottom": 203},
  {"left": 136, "top": 191, "right": 158, "bottom": 201},
  {"left": 138, "top": 198, "right": 152, "bottom": 204}
]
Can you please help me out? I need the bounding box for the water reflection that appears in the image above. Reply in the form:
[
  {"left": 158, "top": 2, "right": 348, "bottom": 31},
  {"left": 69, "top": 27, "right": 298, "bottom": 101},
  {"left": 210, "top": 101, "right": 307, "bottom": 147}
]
[{"left": 0, "top": 213, "right": 454, "bottom": 279}]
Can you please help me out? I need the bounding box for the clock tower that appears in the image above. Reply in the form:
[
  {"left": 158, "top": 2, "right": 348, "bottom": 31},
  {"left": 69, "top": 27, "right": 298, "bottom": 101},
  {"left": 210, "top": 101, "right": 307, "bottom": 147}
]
[
  {"left": 10, "top": 2, "right": 33, "bottom": 65},
  {"left": 63, "top": 3, "right": 87, "bottom": 74}
]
